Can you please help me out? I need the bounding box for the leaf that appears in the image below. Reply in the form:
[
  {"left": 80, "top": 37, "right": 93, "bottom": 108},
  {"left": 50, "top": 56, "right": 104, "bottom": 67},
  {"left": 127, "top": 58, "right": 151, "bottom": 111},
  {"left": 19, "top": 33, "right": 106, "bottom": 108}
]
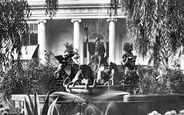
[
  {"left": 27, "top": 94, "right": 35, "bottom": 115},
  {"left": 42, "top": 93, "right": 50, "bottom": 115},
  {"left": 62, "top": 97, "right": 76, "bottom": 114},
  {"left": 24, "top": 97, "right": 33, "bottom": 115},
  {"left": 47, "top": 97, "right": 59, "bottom": 115},
  {"left": 5, "top": 98, "right": 20, "bottom": 115},
  {"left": 34, "top": 92, "right": 40, "bottom": 115},
  {"left": 54, "top": 105, "right": 60, "bottom": 115}
]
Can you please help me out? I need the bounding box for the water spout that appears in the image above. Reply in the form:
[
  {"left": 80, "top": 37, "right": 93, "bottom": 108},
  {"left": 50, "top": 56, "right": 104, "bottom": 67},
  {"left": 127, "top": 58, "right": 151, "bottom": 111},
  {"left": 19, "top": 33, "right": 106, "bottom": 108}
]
[
  {"left": 91, "top": 90, "right": 130, "bottom": 101},
  {"left": 84, "top": 106, "right": 97, "bottom": 115},
  {"left": 104, "top": 102, "right": 121, "bottom": 115},
  {"left": 52, "top": 91, "right": 86, "bottom": 102}
]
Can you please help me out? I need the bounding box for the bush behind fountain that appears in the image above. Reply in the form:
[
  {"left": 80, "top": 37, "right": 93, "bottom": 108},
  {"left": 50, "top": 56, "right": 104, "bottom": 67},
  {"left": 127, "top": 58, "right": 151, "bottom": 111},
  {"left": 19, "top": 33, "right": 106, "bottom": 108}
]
[
  {"left": 0, "top": 58, "right": 60, "bottom": 99},
  {"left": 1, "top": 60, "right": 184, "bottom": 100},
  {"left": 135, "top": 65, "right": 184, "bottom": 94}
]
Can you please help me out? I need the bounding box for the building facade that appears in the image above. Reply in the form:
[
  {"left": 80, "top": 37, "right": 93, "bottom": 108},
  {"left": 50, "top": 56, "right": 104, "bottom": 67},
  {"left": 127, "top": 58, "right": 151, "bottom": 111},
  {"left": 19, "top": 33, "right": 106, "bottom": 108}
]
[
  {"left": 23, "top": 0, "right": 184, "bottom": 69},
  {"left": 25, "top": 0, "right": 129, "bottom": 65}
]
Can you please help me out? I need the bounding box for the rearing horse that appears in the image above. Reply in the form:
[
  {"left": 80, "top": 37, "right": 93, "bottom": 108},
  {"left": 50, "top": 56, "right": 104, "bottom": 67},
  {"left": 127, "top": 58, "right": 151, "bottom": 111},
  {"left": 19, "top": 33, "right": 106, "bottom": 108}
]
[{"left": 67, "top": 64, "right": 94, "bottom": 89}]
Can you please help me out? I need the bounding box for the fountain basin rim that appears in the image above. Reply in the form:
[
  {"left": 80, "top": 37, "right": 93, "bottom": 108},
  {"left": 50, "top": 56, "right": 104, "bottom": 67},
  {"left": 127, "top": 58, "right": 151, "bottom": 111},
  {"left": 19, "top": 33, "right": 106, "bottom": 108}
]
[
  {"left": 123, "top": 94, "right": 184, "bottom": 102},
  {"left": 64, "top": 85, "right": 123, "bottom": 95},
  {"left": 66, "top": 84, "right": 123, "bottom": 89}
]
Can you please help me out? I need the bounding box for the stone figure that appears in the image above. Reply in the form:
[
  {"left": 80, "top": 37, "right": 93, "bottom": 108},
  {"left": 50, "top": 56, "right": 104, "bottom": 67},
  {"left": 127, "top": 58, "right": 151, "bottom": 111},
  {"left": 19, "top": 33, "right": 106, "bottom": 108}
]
[
  {"left": 92, "top": 37, "right": 106, "bottom": 68},
  {"left": 121, "top": 42, "right": 138, "bottom": 86},
  {"left": 87, "top": 37, "right": 108, "bottom": 71},
  {"left": 54, "top": 53, "right": 69, "bottom": 80},
  {"left": 72, "top": 49, "right": 80, "bottom": 66}
]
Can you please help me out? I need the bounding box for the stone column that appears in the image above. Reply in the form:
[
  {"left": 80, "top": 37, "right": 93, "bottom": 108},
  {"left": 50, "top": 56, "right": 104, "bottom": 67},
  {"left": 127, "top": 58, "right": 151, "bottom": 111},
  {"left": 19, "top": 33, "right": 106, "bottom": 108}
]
[
  {"left": 107, "top": 18, "right": 117, "bottom": 63},
  {"left": 71, "top": 19, "right": 83, "bottom": 64},
  {"left": 38, "top": 20, "right": 47, "bottom": 64}
]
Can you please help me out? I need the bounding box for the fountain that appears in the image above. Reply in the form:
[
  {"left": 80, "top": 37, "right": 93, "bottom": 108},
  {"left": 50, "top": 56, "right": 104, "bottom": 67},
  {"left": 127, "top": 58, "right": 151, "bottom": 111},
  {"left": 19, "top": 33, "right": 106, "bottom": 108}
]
[
  {"left": 10, "top": 41, "right": 184, "bottom": 115},
  {"left": 49, "top": 29, "right": 143, "bottom": 115},
  {"left": 50, "top": 91, "right": 130, "bottom": 115},
  {"left": 9, "top": 23, "right": 184, "bottom": 115},
  {"left": 50, "top": 38, "right": 184, "bottom": 115}
]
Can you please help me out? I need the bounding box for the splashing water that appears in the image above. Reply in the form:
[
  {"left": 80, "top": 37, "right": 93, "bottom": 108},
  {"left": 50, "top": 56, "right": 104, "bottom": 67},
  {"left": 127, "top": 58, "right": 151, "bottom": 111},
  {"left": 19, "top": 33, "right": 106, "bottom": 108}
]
[
  {"left": 51, "top": 90, "right": 129, "bottom": 115},
  {"left": 104, "top": 102, "right": 122, "bottom": 115},
  {"left": 84, "top": 105, "right": 97, "bottom": 115},
  {"left": 91, "top": 90, "right": 130, "bottom": 101},
  {"left": 52, "top": 91, "right": 86, "bottom": 102},
  {"left": 85, "top": 103, "right": 102, "bottom": 115}
]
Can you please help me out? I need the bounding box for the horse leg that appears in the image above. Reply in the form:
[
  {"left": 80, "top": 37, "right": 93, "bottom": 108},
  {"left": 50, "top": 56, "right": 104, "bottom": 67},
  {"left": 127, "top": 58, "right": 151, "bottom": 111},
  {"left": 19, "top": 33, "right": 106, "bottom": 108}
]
[
  {"left": 71, "top": 70, "right": 81, "bottom": 87},
  {"left": 66, "top": 81, "right": 73, "bottom": 89},
  {"left": 82, "top": 79, "right": 88, "bottom": 89},
  {"left": 96, "top": 68, "right": 102, "bottom": 84},
  {"left": 110, "top": 69, "right": 115, "bottom": 85}
]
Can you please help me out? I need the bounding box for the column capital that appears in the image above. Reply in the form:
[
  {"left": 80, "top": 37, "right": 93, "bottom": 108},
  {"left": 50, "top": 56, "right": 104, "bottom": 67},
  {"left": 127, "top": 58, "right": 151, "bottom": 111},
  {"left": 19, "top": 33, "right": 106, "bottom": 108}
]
[
  {"left": 71, "top": 18, "right": 82, "bottom": 23},
  {"left": 37, "top": 19, "right": 47, "bottom": 24},
  {"left": 107, "top": 18, "right": 117, "bottom": 23}
]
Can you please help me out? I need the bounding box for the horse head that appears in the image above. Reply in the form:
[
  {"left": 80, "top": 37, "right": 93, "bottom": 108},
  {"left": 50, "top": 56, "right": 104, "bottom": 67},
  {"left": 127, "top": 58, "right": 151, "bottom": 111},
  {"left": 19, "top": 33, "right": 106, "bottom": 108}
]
[{"left": 79, "top": 64, "right": 94, "bottom": 84}]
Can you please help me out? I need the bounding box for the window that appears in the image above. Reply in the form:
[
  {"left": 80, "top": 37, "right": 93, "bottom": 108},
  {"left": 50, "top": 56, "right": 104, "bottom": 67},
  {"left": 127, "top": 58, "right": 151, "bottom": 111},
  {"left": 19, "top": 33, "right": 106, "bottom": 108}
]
[
  {"left": 29, "top": 24, "right": 38, "bottom": 33},
  {"left": 19, "top": 23, "right": 39, "bottom": 59},
  {"left": 30, "top": 33, "right": 38, "bottom": 45},
  {"left": 22, "top": 23, "right": 38, "bottom": 45}
]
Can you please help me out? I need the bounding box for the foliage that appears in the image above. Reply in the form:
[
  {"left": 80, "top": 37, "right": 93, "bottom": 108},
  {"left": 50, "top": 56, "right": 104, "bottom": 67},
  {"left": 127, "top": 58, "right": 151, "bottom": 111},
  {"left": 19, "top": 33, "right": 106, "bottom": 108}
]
[
  {"left": 0, "top": 58, "right": 60, "bottom": 99},
  {"left": 135, "top": 65, "right": 184, "bottom": 94},
  {"left": 148, "top": 110, "right": 184, "bottom": 115},
  {"left": 110, "top": 0, "right": 119, "bottom": 17},
  {"left": 0, "top": 0, "right": 31, "bottom": 71},
  {"left": 63, "top": 42, "right": 74, "bottom": 53},
  {"left": 24, "top": 93, "right": 44, "bottom": 115},
  {"left": 123, "top": 42, "right": 133, "bottom": 52},
  {"left": 44, "top": 0, "right": 58, "bottom": 18},
  {"left": 0, "top": 106, "right": 11, "bottom": 115},
  {"left": 24, "top": 93, "right": 75, "bottom": 115},
  {"left": 6, "top": 98, "right": 22, "bottom": 115},
  {"left": 6, "top": 92, "right": 55, "bottom": 115},
  {"left": 0, "top": 62, "right": 29, "bottom": 99},
  {"left": 122, "top": 0, "right": 184, "bottom": 70}
]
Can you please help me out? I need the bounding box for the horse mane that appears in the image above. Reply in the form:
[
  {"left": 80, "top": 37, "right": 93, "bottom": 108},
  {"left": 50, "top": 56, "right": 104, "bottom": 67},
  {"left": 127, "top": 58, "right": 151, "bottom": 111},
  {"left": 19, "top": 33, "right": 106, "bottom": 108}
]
[
  {"left": 80, "top": 64, "right": 93, "bottom": 74},
  {"left": 80, "top": 64, "right": 94, "bottom": 83},
  {"left": 110, "top": 62, "right": 119, "bottom": 72}
]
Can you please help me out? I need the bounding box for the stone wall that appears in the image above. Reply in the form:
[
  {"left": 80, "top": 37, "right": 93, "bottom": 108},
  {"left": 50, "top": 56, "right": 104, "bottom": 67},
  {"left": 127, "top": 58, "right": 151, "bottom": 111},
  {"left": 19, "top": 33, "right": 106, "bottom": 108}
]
[{"left": 10, "top": 94, "right": 184, "bottom": 115}]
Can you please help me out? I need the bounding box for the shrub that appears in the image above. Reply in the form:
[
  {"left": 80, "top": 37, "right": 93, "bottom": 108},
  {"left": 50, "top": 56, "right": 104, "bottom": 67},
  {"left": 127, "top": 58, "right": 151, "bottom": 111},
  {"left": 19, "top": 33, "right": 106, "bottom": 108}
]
[
  {"left": 0, "top": 58, "right": 62, "bottom": 99},
  {"left": 148, "top": 110, "right": 184, "bottom": 115},
  {"left": 135, "top": 65, "right": 184, "bottom": 94}
]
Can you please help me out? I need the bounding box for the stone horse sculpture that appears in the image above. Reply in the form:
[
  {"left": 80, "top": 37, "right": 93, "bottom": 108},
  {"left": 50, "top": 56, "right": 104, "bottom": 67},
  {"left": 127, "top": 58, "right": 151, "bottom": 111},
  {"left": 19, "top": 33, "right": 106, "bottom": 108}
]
[
  {"left": 55, "top": 51, "right": 94, "bottom": 90},
  {"left": 54, "top": 40, "right": 122, "bottom": 94},
  {"left": 66, "top": 64, "right": 95, "bottom": 89}
]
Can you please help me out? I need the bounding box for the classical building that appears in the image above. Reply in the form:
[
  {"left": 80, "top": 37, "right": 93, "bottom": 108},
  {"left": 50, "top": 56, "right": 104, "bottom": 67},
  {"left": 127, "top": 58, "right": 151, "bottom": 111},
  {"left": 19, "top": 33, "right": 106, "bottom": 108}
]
[
  {"left": 22, "top": 0, "right": 184, "bottom": 69},
  {"left": 23, "top": 0, "right": 128, "bottom": 65}
]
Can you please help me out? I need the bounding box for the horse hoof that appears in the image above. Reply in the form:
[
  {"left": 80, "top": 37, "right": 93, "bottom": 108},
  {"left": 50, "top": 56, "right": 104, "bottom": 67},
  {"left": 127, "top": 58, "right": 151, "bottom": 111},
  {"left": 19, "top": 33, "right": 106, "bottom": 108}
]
[
  {"left": 84, "top": 85, "right": 88, "bottom": 89},
  {"left": 71, "top": 83, "right": 75, "bottom": 88}
]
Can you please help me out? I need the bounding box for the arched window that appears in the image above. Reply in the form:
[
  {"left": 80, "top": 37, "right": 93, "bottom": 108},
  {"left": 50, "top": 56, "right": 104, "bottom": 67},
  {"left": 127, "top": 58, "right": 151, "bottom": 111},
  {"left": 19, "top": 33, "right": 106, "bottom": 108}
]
[{"left": 90, "top": 32, "right": 103, "bottom": 40}]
